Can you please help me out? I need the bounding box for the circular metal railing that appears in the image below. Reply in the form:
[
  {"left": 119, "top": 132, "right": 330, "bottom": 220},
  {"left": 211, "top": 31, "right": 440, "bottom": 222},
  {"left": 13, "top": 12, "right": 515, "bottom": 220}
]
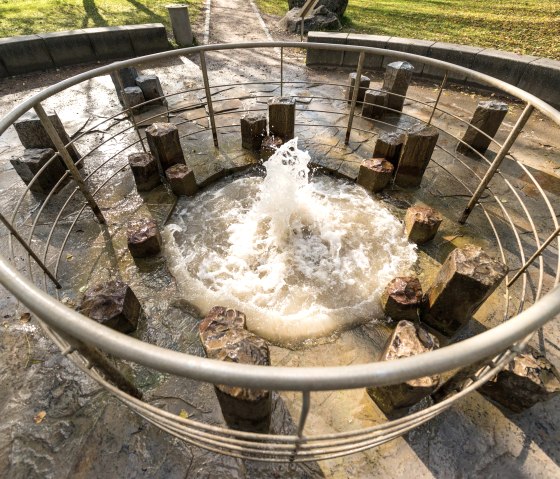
[{"left": 0, "top": 42, "right": 559, "bottom": 461}]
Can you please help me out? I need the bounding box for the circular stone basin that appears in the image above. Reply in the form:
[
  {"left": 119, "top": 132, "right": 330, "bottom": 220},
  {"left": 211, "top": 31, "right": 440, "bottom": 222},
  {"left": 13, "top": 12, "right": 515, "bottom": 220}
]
[{"left": 163, "top": 139, "right": 417, "bottom": 345}]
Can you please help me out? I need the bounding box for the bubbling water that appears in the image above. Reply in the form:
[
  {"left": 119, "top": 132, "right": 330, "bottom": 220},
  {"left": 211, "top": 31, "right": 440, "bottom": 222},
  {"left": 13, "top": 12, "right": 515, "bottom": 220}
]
[{"left": 163, "top": 139, "right": 417, "bottom": 345}]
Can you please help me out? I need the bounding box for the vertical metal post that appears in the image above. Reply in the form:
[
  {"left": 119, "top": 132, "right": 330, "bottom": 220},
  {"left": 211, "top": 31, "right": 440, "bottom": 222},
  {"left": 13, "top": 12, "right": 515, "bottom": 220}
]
[
  {"left": 280, "top": 47, "right": 284, "bottom": 97},
  {"left": 199, "top": 50, "right": 219, "bottom": 148},
  {"left": 0, "top": 211, "right": 61, "bottom": 288},
  {"left": 427, "top": 71, "right": 448, "bottom": 126},
  {"left": 34, "top": 103, "right": 106, "bottom": 224},
  {"left": 345, "top": 51, "right": 366, "bottom": 145},
  {"left": 459, "top": 103, "right": 534, "bottom": 224},
  {"left": 115, "top": 72, "right": 147, "bottom": 152},
  {"left": 300, "top": 16, "right": 305, "bottom": 42},
  {"left": 291, "top": 391, "right": 310, "bottom": 462}
]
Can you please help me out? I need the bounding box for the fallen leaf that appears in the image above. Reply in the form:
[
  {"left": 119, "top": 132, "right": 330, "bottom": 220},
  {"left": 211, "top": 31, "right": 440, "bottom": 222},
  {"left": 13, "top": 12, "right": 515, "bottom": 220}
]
[
  {"left": 20, "top": 312, "right": 31, "bottom": 323},
  {"left": 178, "top": 409, "right": 189, "bottom": 419},
  {"left": 66, "top": 254, "right": 73, "bottom": 261},
  {"left": 34, "top": 411, "right": 46, "bottom": 424}
]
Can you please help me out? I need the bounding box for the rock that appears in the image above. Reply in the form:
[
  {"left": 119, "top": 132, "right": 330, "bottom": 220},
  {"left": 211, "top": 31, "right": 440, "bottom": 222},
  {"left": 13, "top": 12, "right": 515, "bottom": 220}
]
[
  {"left": 135, "top": 74, "right": 166, "bottom": 107},
  {"left": 367, "top": 320, "right": 440, "bottom": 416},
  {"left": 127, "top": 218, "right": 161, "bottom": 258},
  {"left": 79, "top": 280, "right": 141, "bottom": 334},
  {"left": 288, "top": 0, "right": 348, "bottom": 18},
  {"left": 110, "top": 67, "right": 139, "bottom": 105},
  {"left": 457, "top": 100, "right": 509, "bottom": 156},
  {"left": 362, "top": 89, "right": 388, "bottom": 119},
  {"left": 122, "top": 86, "right": 145, "bottom": 112},
  {"left": 405, "top": 205, "right": 443, "bottom": 244},
  {"left": 14, "top": 110, "right": 81, "bottom": 165},
  {"left": 381, "top": 277, "right": 423, "bottom": 322},
  {"left": 10, "top": 148, "right": 66, "bottom": 194},
  {"left": 128, "top": 152, "right": 161, "bottom": 192},
  {"left": 240, "top": 114, "right": 267, "bottom": 151},
  {"left": 146, "top": 122, "right": 186, "bottom": 171},
  {"left": 357, "top": 157, "right": 394, "bottom": 192},
  {"left": 268, "top": 97, "right": 296, "bottom": 141},
  {"left": 281, "top": 6, "right": 341, "bottom": 33},
  {"left": 346, "top": 72, "right": 370, "bottom": 103},
  {"left": 478, "top": 349, "right": 560, "bottom": 413},
  {"left": 199, "top": 306, "right": 271, "bottom": 433},
  {"left": 422, "top": 245, "right": 508, "bottom": 337},
  {"left": 261, "top": 135, "right": 284, "bottom": 161},
  {"left": 165, "top": 164, "right": 198, "bottom": 196},
  {"left": 382, "top": 61, "right": 415, "bottom": 112},
  {"left": 394, "top": 125, "right": 439, "bottom": 188},
  {"left": 373, "top": 131, "right": 406, "bottom": 170}
]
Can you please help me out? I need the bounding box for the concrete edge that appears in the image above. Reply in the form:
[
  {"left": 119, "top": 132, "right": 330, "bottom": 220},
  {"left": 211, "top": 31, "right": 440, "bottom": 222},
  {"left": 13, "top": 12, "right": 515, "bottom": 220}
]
[
  {"left": 0, "top": 24, "right": 171, "bottom": 77},
  {"left": 304, "top": 33, "right": 560, "bottom": 109}
]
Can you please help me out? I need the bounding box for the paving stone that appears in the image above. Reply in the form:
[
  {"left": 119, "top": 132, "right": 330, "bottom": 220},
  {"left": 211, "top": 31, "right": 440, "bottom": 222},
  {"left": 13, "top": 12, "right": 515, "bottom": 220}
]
[{"left": 305, "top": 32, "right": 348, "bottom": 66}]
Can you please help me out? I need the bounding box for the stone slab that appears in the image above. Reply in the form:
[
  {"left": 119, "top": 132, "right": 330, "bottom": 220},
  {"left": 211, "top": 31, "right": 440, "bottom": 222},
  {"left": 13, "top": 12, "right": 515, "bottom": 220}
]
[
  {"left": 306, "top": 32, "right": 348, "bottom": 66},
  {"left": 0, "top": 35, "right": 54, "bottom": 76},
  {"left": 518, "top": 58, "right": 560, "bottom": 109},
  {"left": 87, "top": 27, "right": 135, "bottom": 61},
  {"left": 345, "top": 34, "right": 390, "bottom": 69},
  {"left": 38, "top": 30, "right": 96, "bottom": 67},
  {"left": 471, "top": 49, "right": 539, "bottom": 88},
  {"left": 424, "top": 42, "right": 485, "bottom": 83},
  {"left": 125, "top": 24, "right": 170, "bottom": 57},
  {"left": 382, "top": 37, "right": 436, "bottom": 74}
]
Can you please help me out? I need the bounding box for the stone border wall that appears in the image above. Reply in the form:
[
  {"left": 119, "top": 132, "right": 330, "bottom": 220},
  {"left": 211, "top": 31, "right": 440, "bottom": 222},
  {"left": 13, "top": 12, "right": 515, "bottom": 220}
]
[
  {"left": 306, "top": 32, "right": 560, "bottom": 109},
  {"left": 0, "top": 24, "right": 170, "bottom": 78}
]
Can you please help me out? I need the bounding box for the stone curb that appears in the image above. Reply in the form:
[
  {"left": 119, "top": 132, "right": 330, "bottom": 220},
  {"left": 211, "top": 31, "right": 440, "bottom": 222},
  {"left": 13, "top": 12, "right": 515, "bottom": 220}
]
[
  {"left": 0, "top": 24, "right": 170, "bottom": 78},
  {"left": 306, "top": 32, "right": 560, "bottom": 109}
]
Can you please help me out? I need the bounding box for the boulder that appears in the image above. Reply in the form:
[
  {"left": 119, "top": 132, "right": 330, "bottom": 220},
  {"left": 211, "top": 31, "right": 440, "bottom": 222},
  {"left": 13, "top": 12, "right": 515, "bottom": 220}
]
[
  {"left": 79, "top": 280, "right": 141, "bottom": 334},
  {"left": 281, "top": 6, "right": 341, "bottom": 34},
  {"left": 288, "top": 0, "right": 348, "bottom": 18}
]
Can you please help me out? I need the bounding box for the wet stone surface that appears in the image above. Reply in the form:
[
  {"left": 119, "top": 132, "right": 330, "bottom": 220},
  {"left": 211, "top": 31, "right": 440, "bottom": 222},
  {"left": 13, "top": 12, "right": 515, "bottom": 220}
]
[
  {"left": 367, "top": 320, "right": 440, "bottom": 416},
  {"left": 127, "top": 218, "right": 162, "bottom": 258},
  {"left": 79, "top": 280, "right": 142, "bottom": 334},
  {"left": 346, "top": 72, "right": 370, "bottom": 103},
  {"left": 146, "top": 122, "right": 186, "bottom": 171},
  {"left": 405, "top": 204, "right": 443, "bottom": 244},
  {"left": 10, "top": 148, "right": 65, "bottom": 194},
  {"left": 381, "top": 276, "right": 423, "bottom": 322},
  {"left": 356, "top": 157, "right": 394, "bottom": 192},
  {"left": 165, "top": 163, "right": 198, "bottom": 196},
  {"left": 128, "top": 152, "right": 161, "bottom": 192}
]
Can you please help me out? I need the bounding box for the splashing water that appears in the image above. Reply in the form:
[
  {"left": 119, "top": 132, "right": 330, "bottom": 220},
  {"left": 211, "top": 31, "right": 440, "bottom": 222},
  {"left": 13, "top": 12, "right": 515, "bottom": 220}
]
[{"left": 163, "top": 139, "right": 417, "bottom": 345}]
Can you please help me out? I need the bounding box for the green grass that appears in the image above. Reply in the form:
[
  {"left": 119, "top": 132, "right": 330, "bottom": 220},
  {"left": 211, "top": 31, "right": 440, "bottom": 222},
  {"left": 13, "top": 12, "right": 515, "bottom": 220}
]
[
  {"left": 0, "top": 0, "right": 204, "bottom": 38},
  {"left": 255, "top": 0, "right": 560, "bottom": 60}
]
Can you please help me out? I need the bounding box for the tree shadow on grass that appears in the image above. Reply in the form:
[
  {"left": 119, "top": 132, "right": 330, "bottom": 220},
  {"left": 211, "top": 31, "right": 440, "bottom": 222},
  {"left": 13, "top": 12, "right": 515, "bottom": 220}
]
[
  {"left": 82, "top": 0, "right": 108, "bottom": 28},
  {"left": 124, "top": 0, "right": 166, "bottom": 24}
]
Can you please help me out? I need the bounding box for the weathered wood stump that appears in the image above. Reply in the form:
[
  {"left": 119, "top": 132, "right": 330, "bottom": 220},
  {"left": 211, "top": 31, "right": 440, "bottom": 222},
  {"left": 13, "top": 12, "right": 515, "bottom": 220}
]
[
  {"left": 145, "top": 122, "right": 186, "bottom": 171},
  {"left": 357, "top": 157, "right": 394, "bottom": 192},
  {"left": 261, "top": 135, "right": 284, "bottom": 161},
  {"left": 165, "top": 164, "right": 198, "bottom": 196},
  {"left": 79, "top": 280, "right": 141, "bottom": 334},
  {"left": 405, "top": 205, "right": 443, "bottom": 244},
  {"left": 122, "top": 86, "right": 145, "bottom": 112},
  {"left": 422, "top": 245, "right": 508, "bottom": 337},
  {"left": 367, "top": 320, "right": 440, "bottom": 416},
  {"left": 362, "top": 89, "right": 388, "bottom": 119},
  {"left": 110, "top": 67, "right": 139, "bottom": 105},
  {"left": 127, "top": 218, "right": 162, "bottom": 258},
  {"left": 478, "top": 348, "right": 560, "bottom": 413},
  {"left": 199, "top": 306, "right": 271, "bottom": 433},
  {"left": 10, "top": 148, "right": 66, "bottom": 194},
  {"left": 457, "top": 100, "right": 509, "bottom": 156},
  {"left": 268, "top": 97, "right": 296, "bottom": 140},
  {"left": 14, "top": 111, "right": 81, "bottom": 165},
  {"left": 382, "top": 61, "right": 414, "bottom": 112},
  {"left": 135, "top": 74, "right": 166, "bottom": 106},
  {"left": 381, "top": 277, "right": 423, "bottom": 322},
  {"left": 373, "top": 131, "right": 406, "bottom": 171},
  {"left": 240, "top": 114, "right": 267, "bottom": 151},
  {"left": 394, "top": 125, "right": 439, "bottom": 188},
  {"left": 128, "top": 152, "right": 161, "bottom": 192},
  {"left": 346, "top": 72, "right": 370, "bottom": 103}
]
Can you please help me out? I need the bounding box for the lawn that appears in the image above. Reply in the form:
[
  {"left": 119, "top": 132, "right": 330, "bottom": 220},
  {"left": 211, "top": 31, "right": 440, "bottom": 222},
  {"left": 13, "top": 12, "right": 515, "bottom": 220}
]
[
  {"left": 0, "top": 0, "right": 204, "bottom": 38},
  {"left": 255, "top": 0, "right": 560, "bottom": 60}
]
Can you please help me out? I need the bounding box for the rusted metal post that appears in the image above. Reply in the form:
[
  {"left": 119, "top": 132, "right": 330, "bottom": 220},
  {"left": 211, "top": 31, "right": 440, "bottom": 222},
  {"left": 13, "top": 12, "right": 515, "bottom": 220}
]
[
  {"left": 427, "top": 71, "right": 448, "bottom": 125},
  {"left": 199, "top": 50, "right": 219, "bottom": 148},
  {"left": 345, "top": 51, "right": 366, "bottom": 145}
]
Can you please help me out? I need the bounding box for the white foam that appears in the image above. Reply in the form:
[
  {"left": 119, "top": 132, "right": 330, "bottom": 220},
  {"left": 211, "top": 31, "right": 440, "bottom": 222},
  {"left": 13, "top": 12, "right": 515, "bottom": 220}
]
[{"left": 163, "top": 139, "right": 417, "bottom": 345}]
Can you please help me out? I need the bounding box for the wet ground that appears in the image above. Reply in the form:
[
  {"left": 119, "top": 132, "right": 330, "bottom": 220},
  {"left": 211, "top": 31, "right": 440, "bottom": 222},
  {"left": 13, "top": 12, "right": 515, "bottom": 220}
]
[{"left": 1, "top": 1, "right": 560, "bottom": 477}]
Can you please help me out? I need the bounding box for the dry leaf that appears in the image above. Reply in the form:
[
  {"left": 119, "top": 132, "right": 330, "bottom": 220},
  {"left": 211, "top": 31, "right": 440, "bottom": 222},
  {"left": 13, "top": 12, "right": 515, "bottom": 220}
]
[
  {"left": 178, "top": 409, "right": 189, "bottom": 419},
  {"left": 20, "top": 312, "right": 31, "bottom": 323},
  {"left": 66, "top": 253, "right": 73, "bottom": 261},
  {"left": 33, "top": 411, "right": 46, "bottom": 424}
]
